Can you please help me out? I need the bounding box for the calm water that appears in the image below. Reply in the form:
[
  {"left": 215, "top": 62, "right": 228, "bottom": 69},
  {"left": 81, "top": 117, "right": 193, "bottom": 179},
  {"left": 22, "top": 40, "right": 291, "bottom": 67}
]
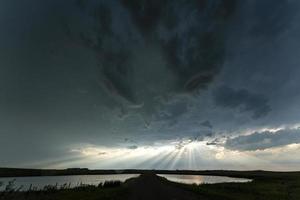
[
  {"left": 0, "top": 174, "right": 139, "bottom": 191},
  {"left": 0, "top": 174, "right": 252, "bottom": 191},
  {"left": 158, "top": 174, "right": 252, "bottom": 185}
]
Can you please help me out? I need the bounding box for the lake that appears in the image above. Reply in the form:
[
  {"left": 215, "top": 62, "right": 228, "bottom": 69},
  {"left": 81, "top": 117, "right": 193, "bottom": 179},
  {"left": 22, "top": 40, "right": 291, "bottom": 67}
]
[
  {"left": 0, "top": 174, "right": 139, "bottom": 191},
  {"left": 0, "top": 174, "right": 251, "bottom": 191},
  {"left": 158, "top": 174, "right": 252, "bottom": 185}
]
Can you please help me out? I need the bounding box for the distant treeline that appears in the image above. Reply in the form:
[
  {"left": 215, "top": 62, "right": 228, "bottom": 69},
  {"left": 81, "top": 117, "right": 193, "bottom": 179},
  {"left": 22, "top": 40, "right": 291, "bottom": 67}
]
[
  {"left": 1, "top": 168, "right": 300, "bottom": 180},
  {"left": 0, "top": 168, "right": 126, "bottom": 177}
]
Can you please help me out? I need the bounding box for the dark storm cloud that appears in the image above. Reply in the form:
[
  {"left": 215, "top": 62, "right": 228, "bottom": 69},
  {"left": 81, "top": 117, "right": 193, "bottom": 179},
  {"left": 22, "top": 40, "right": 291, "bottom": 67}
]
[
  {"left": 158, "top": 0, "right": 238, "bottom": 93},
  {"left": 162, "top": 31, "right": 225, "bottom": 92},
  {"left": 71, "top": 0, "right": 239, "bottom": 110},
  {"left": 120, "top": 0, "right": 168, "bottom": 35},
  {"left": 214, "top": 86, "right": 271, "bottom": 119},
  {"left": 1, "top": 0, "right": 300, "bottom": 169},
  {"left": 225, "top": 128, "right": 300, "bottom": 151},
  {"left": 74, "top": 1, "right": 138, "bottom": 105}
]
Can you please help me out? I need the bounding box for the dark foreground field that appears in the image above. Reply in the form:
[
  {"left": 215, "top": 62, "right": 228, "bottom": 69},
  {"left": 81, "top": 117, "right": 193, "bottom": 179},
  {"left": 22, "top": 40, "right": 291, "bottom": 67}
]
[{"left": 1, "top": 171, "right": 300, "bottom": 200}]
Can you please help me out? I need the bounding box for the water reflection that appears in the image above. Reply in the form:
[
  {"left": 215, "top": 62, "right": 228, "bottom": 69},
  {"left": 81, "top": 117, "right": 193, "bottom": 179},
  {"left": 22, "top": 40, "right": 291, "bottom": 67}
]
[{"left": 158, "top": 174, "right": 251, "bottom": 185}]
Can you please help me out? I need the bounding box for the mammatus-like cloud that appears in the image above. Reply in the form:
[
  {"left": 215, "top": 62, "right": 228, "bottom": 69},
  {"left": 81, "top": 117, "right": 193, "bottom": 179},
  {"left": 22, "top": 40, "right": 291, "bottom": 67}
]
[
  {"left": 225, "top": 128, "right": 300, "bottom": 151},
  {"left": 72, "top": 0, "right": 238, "bottom": 110}
]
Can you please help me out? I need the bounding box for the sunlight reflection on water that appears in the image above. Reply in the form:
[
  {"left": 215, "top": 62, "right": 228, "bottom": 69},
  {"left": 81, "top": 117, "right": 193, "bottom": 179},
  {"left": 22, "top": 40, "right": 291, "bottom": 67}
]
[{"left": 158, "top": 174, "right": 252, "bottom": 185}]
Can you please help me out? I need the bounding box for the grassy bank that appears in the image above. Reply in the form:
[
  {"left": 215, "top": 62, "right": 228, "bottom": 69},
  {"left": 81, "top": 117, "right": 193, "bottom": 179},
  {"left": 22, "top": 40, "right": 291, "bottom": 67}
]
[{"left": 162, "top": 172, "right": 300, "bottom": 200}]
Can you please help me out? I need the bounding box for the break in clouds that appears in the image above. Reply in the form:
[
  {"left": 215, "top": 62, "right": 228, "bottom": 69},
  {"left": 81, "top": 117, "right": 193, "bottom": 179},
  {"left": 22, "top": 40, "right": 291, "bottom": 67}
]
[{"left": 0, "top": 0, "right": 300, "bottom": 170}]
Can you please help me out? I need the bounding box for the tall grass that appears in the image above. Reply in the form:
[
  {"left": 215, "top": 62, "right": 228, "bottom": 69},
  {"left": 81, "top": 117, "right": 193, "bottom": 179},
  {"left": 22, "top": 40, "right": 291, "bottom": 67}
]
[{"left": 0, "top": 179, "right": 122, "bottom": 199}]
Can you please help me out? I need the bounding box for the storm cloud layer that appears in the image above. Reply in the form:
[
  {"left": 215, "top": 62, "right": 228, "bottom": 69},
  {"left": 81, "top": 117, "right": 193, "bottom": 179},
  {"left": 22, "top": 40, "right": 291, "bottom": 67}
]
[
  {"left": 225, "top": 128, "right": 300, "bottom": 151},
  {"left": 1, "top": 0, "right": 300, "bottom": 170}
]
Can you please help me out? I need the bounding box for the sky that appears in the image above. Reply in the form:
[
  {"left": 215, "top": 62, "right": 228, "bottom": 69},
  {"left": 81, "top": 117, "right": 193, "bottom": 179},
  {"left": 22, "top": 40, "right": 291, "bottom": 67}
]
[{"left": 1, "top": 0, "right": 300, "bottom": 171}]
